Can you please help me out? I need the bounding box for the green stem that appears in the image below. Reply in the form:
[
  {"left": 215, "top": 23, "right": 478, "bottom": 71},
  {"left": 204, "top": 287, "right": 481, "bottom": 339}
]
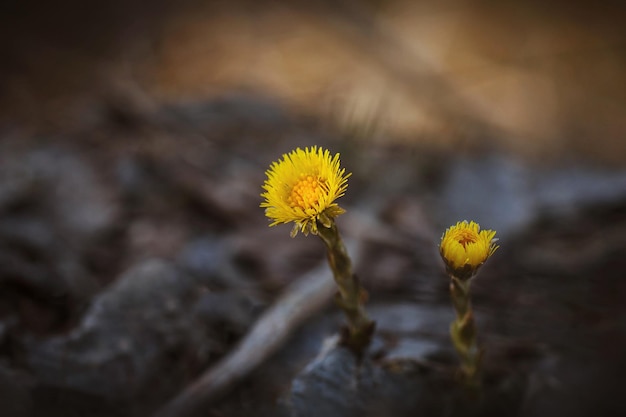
[
  {"left": 316, "top": 220, "right": 374, "bottom": 353},
  {"left": 449, "top": 275, "right": 482, "bottom": 386}
]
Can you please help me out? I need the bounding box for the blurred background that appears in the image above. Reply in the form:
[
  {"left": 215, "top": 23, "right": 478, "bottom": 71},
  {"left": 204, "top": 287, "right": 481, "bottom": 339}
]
[
  {"left": 2, "top": 0, "right": 626, "bottom": 161},
  {"left": 1, "top": 1, "right": 626, "bottom": 416}
]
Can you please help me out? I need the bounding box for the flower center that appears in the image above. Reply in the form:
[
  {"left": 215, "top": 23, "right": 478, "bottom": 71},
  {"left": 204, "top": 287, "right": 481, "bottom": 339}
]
[
  {"left": 456, "top": 230, "right": 478, "bottom": 249},
  {"left": 288, "top": 175, "right": 325, "bottom": 210}
]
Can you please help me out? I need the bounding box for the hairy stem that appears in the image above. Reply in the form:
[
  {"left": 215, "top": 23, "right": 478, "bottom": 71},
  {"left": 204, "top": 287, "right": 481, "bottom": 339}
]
[
  {"left": 317, "top": 220, "right": 374, "bottom": 353},
  {"left": 449, "top": 275, "right": 482, "bottom": 386}
]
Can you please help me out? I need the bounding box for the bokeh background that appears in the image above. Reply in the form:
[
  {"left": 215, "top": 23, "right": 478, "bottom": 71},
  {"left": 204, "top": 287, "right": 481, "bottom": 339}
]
[
  {"left": 1, "top": 1, "right": 626, "bottom": 416},
  {"left": 2, "top": 0, "right": 626, "bottom": 161}
]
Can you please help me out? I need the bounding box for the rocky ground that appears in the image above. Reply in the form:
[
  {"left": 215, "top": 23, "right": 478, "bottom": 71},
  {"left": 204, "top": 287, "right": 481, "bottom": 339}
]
[
  {"left": 1, "top": 95, "right": 625, "bottom": 417},
  {"left": 1, "top": 2, "right": 626, "bottom": 417}
]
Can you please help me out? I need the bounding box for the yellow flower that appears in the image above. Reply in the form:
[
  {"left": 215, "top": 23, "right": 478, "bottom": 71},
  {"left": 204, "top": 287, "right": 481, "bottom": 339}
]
[
  {"left": 261, "top": 146, "right": 350, "bottom": 237},
  {"left": 440, "top": 220, "right": 498, "bottom": 280}
]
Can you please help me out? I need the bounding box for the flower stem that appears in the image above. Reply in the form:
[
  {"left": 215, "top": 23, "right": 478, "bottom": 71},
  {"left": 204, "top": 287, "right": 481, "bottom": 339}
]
[
  {"left": 316, "top": 220, "right": 374, "bottom": 354},
  {"left": 449, "top": 275, "right": 482, "bottom": 387}
]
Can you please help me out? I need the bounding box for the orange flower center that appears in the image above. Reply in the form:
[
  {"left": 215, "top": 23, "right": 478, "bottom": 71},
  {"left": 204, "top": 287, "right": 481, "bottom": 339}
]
[
  {"left": 456, "top": 230, "right": 478, "bottom": 249},
  {"left": 288, "top": 175, "right": 325, "bottom": 210}
]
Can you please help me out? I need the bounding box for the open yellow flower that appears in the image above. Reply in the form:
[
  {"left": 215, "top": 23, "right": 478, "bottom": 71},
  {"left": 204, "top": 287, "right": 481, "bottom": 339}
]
[
  {"left": 261, "top": 146, "right": 350, "bottom": 237},
  {"left": 440, "top": 220, "right": 498, "bottom": 280}
]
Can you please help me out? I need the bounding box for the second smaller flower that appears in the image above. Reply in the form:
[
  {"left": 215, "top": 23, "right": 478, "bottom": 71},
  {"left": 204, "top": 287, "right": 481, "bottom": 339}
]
[
  {"left": 439, "top": 220, "right": 498, "bottom": 387},
  {"left": 440, "top": 220, "right": 498, "bottom": 281}
]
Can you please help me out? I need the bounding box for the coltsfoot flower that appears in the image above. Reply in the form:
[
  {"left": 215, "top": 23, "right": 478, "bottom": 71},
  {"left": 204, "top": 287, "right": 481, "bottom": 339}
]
[
  {"left": 261, "top": 146, "right": 350, "bottom": 237},
  {"left": 440, "top": 220, "right": 498, "bottom": 280}
]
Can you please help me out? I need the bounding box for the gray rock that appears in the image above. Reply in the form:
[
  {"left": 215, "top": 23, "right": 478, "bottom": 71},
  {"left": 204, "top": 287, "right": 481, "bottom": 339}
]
[
  {"left": 24, "top": 147, "right": 117, "bottom": 240},
  {"left": 288, "top": 339, "right": 380, "bottom": 417},
  {"left": 0, "top": 146, "right": 119, "bottom": 309},
  {"left": 176, "top": 237, "right": 225, "bottom": 282},
  {"left": 21, "top": 259, "right": 215, "bottom": 413},
  {"left": 437, "top": 154, "right": 626, "bottom": 238},
  {"left": 287, "top": 339, "right": 532, "bottom": 417},
  {"left": 438, "top": 154, "right": 535, "bottom": 238},
  {"left": 533, "top": 166, "right": 626, "bottom": 217},
  {"left": 287, "top": 339, "right": 450, "bottom": 417}
]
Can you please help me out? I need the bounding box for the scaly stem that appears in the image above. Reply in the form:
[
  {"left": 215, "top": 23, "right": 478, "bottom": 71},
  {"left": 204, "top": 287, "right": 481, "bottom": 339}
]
[
  {"left": 316, "top": 220, "right": 374, "bottom": 354},
  {"left": 449, "top": 275, "right": 482, "bottom": 387}
]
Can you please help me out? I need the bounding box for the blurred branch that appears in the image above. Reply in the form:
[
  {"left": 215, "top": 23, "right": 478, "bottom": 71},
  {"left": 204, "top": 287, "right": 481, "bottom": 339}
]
[{"left": 152, "top": 240, "right": 361, "bottom": 417}]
